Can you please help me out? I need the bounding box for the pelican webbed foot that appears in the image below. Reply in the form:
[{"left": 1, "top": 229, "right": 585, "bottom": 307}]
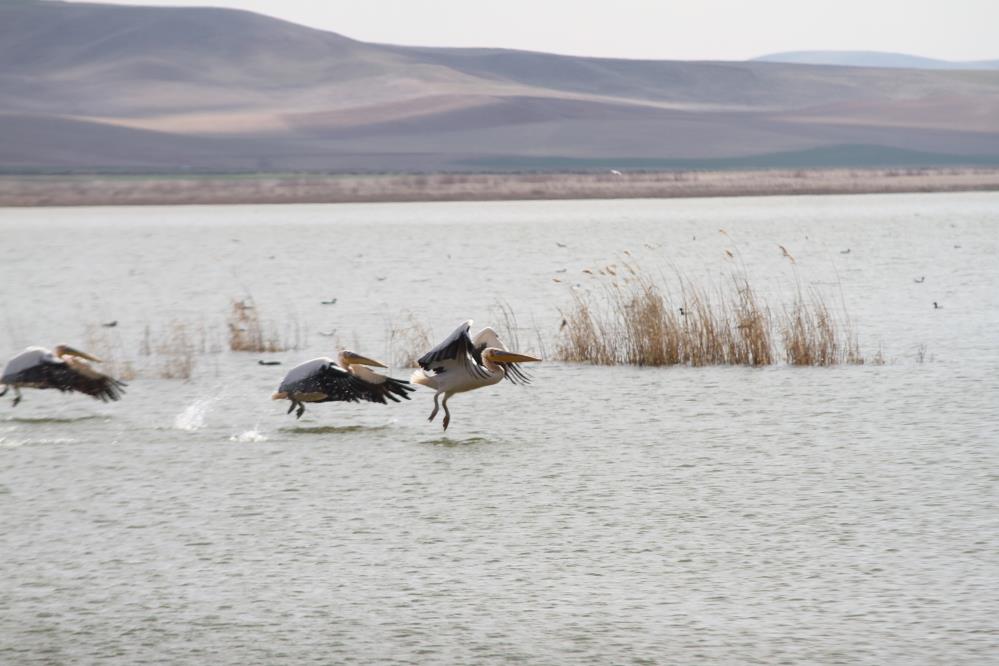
[{"left": 295, "top": 402, "right": 305, "bottom": 419}]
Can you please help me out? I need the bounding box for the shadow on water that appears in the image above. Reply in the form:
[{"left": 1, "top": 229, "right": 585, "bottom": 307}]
[
  {"left": 2, "top": 414, "right": 105, "bottom": 424},
  {"left": 421, "top": 436, "right": 493, "bottom": 447},
  {"left": 280, "top": 424, "right": 392, "bottom": 435}
]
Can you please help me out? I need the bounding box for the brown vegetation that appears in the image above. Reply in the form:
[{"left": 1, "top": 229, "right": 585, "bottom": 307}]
[
  {"left": 556, "top": 264, "right": 866, "bottom": 367},
  {"left": 227, "top": 297, "right": 301, "bottom": 353},
  {"left": 2, "top": 168, "right": 998, "bottom": 207},
  {"left": 387, "top": 315, "right": 434, "bottom": 369}
]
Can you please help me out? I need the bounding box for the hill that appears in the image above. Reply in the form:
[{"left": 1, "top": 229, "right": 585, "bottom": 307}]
[
  {"left": 2, "top": 1, "right": 999, "bottom": 172},
  {"left": 755, "top": 51, "right": 999, "bottom": 70}
]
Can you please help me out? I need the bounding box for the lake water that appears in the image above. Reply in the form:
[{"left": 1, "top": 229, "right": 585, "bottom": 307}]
[{"left": 1, "top": 193, "right": 997, "bottom": 664}]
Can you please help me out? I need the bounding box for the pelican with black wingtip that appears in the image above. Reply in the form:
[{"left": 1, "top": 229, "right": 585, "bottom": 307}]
[
  {"left": 0, "top": 344, "right": 126, "bottom": 406},
  {"left": 272, "top": 350, "right": 414, "bottom": 419},
  {"left": 412, "top": 320, "right": 541, "bottom": 430}
]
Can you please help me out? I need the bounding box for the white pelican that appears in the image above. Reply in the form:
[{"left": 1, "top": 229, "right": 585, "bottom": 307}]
[
  {"left": 0, "top": 345, "right": 126, "bottom": 406},
  {"left": 412, "top": 321, "right": 541, "bottom": 430},
  {"left": 272, "top": 350, "right": 413, "bottom": 419}
]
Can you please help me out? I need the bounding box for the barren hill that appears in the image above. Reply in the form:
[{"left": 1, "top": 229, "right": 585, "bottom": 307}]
[{"left": 3, "top": 1, "right": 999, "bottom": 172}]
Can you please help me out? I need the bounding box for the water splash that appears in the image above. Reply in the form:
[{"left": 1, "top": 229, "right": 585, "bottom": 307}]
[
  {"left": 173, "top": 395, "right": 219, "bottom": 431},
  {"left": 230, "top": 428, "right": 267, "bottom": 443}
]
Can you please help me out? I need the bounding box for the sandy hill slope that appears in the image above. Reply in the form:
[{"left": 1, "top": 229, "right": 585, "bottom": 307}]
[{"left": 3, "top": 1, "right": 999, "bottom": 172}]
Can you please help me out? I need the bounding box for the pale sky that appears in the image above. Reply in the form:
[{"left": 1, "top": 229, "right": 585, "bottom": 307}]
[{"left": 67, "top": 0, "right": 999, "bottom": 62}]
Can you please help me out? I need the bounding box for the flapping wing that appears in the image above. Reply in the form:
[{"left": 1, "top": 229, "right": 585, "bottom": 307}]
[
  {"left": 280, "top": 358, "right": 411, "bottom": 404},
  {"left": 417, "top": 320, "right": 489, "bottom": 379},
  {"left": 8, "top": 355, "right": 126, "bottom": 402},
  {"left": 349, "top": 366, "right": 415, "bottom": 404}
]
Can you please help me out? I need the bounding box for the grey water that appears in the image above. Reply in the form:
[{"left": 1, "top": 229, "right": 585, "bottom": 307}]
[{"left": 1, "top": 193, "right": 997, "bottom": 664}]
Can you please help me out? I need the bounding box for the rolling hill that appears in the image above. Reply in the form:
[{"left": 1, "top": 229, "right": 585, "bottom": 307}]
[
  {"left": 3, "top": 1, "right": 999, "bottom": 172},
  {"left": 755, "top": 51, "right": 999, "bottom": 70}
]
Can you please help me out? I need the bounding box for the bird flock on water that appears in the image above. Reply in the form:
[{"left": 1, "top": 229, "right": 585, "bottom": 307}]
[{"left": 0, "top": 321, "right": 541, "bottom": 431}]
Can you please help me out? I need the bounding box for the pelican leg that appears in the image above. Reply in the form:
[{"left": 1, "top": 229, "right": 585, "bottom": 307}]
[
  {"left": 441, "top": 394, "right": 451, "bottom": 431},
  {"left": 12, "top": 387, "right": 22, "bottom": 407},
  {"left": 286, "top": 401, "right": 296, "bottom": 415},
  {"left": 0, "top": 386, "right": 6, "bottom": 398},
  {"left": 295, "top": 402, "right": 305, "bottom": 419},
  {"left": 428, "top": 392, "right": 441, "bottom": 422}
]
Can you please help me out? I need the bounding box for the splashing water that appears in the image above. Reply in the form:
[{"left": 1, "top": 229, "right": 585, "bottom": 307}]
[
  {"left": 230, "top": 428, "right": 267, "bottom": 443},
  {"left": 173, "top": 395, "right": 220, "bottom": 431}
]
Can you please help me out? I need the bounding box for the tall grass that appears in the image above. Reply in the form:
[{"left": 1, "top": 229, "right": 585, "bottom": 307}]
[
  {"left": 227, "top": 296, "right": 301, "bottom": 352},
  {"left": 387, "top": 314, "right": 434, "bottom": 368},
  {"left": 556, "top": 263, "right": 864, "bottom": 367}
]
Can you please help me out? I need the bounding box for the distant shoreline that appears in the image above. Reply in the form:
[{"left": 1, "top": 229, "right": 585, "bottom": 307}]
[{"left": 1, "top": 168, "right": 998, "bottom": 207}]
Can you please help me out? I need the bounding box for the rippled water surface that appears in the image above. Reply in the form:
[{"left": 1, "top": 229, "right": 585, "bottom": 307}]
[{"left": 1, "top": 193, "right": 997, "bottom": 664}]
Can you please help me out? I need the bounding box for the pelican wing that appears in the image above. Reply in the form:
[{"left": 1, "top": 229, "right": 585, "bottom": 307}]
[
  {"left": 417, "top": 321, "right": 489, "bottom": 379},
  {"left": 1, "top": 349, "right": 125, "bottom": 402},
  {"left": 349, "top": 365, "right": 415, "bottom": 403},
  {"left": 278, "top": 358, "right": 412, "bottom": 404}
]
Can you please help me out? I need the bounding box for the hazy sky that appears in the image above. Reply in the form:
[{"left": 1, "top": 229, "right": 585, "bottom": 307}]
[{"left": 68, "top": 0, "right": 999, "bottom": 61}]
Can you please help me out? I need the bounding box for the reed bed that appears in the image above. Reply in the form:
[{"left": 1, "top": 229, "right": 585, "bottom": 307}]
[
  {"left": 76, "top": 296, "right": 299, "bottom": 380},
  {"left": 556, "top": 264, "right": 864, "bottom": 367},
  {"left": 144, "top": 321, "right": 198, "bottom": 380},
  {"left": 227, "top": 297, "right": 301, "bottom": 352}
]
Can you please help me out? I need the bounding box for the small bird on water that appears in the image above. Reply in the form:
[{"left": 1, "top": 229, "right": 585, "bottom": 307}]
[
  {"left": 933, "top": 302, "right": 943, "bottom": 309},
  {"left": 914, "top": 276, "right": 925, "bottom": 284}
]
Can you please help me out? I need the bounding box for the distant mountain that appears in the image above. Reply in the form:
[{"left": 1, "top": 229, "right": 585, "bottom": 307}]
[
  {"left": 755, "top": 51, "right": 999, "bottom": 70},
  {"left": 2, "top": 1, "right": 999, "bottom": 172}
]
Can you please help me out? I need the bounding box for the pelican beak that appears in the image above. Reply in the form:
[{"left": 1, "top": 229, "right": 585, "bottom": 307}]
[
  {"left": 343, "top": 352, "right": 388, "bottom": 368},
  {"left": 60, "top": 346, "right": 102, "bottom": 363},
  {"left": 487, "top": 350, "right": 542, "bottom": 364}
]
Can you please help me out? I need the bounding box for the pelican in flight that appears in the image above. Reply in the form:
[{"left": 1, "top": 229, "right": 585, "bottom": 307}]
[
  {"left": 0, "top": 345, "right": 126, "bottom": 406},
  {"left": 272, "top": 350, "right": 413, "bottom": 419},
  {"left": 412, "top": 321, "right": 541, "bottom": 430}
]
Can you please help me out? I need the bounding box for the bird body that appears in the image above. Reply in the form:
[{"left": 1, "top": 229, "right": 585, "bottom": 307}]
[
  {"left": 0, "top": 345, "right": 126, "bottom": 406},
  {"left": 272, "top": 350, "right": 412, "bottom": 418},
  {"left": 411, "top": 321, "right": 540, "bottom": 430}
]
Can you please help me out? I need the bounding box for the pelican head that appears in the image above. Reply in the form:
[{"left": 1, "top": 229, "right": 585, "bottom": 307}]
[
  {"left": 338, "top": 350, "right": 388, "bottom": 369},
  {"left": 53, "top": 344, "right": 102, "bottom": 363}
]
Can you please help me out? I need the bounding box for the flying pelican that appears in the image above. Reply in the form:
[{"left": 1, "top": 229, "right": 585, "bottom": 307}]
[
  {"left": 412, "top": 321, "right": 541, "bottom": 430},
  {"left": 272, "top": 350, "right": 413, "bottom": 419},
  {"left": 0, "top": 345, "right": 126, "bottom": 406}
]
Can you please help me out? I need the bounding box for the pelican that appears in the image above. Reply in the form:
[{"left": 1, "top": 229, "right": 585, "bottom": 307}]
[
  {"left": 272, "top": 350, "right": 413, "bottom": 419},
  {"left": 0, "top": 345, "right": 126, "bottom": 406},
  {"left": 412, "top": 321, "right": 541, "bottom": 430}
]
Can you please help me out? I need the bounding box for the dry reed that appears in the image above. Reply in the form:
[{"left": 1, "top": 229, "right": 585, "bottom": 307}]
[
  {"left": 556, "top": 264, "right": 864, "bottom": 367},
  {"left": 227, "top": 297, "right": 299, "bottom": 352},
  {"left": 388, "top": 314, "right": 434, "bottom": 368},
  {"left": 148, "top": 321, "right": 197, "bottom": 380},
  {"left": 83, "top": 324, "right": 137, "bottom": 381}
]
